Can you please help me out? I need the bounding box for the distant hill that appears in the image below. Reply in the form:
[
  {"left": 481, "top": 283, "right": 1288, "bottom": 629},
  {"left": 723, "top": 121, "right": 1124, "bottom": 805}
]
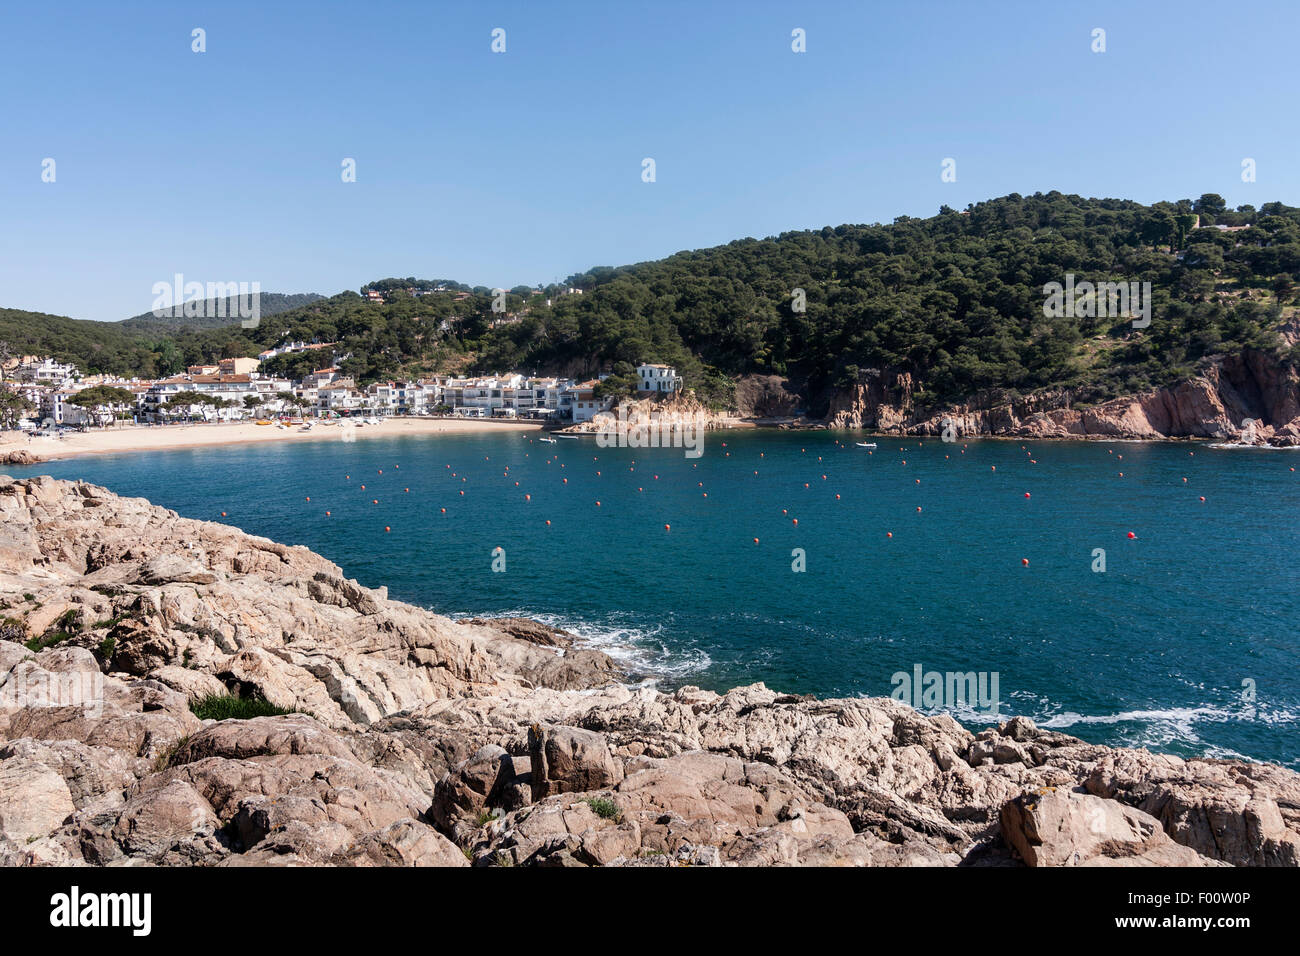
[
  {"left": 0, "top": 308, "right": 160, "bottom": 377},
  {"left": 118, "top": 292, "right": 325, "bottom": 333}
]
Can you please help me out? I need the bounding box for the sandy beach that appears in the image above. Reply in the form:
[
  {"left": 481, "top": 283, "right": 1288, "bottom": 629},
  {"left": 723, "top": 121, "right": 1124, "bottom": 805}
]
[{"left": 0, "top": 417, "right": 541, "bottom": 461}]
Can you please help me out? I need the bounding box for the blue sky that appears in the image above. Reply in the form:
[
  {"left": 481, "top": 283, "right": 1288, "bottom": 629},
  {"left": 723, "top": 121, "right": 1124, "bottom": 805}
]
[{"left": 2, "top": 0, "right": 1297, "bottom": 322}]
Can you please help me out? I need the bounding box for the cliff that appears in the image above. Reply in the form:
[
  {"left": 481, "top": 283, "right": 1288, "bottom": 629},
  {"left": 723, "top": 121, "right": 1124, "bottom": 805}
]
[
  {"left": 1, "top": 476, "right": 1297, "bottom": 867},
  {"left": 823, "top": 350, "right": 1300, "bottom": 445}
]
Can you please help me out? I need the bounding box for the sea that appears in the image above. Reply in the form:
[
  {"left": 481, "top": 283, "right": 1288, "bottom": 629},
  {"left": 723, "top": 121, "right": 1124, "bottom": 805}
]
[{"left": 8, "top": 429, "right": 1298, "bottom": 767}]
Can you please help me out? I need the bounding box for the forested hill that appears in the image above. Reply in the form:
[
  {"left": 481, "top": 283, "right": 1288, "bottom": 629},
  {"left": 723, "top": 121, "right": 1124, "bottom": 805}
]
[
  {"left": 5, "top": 192, "right": 1299, "bottom": 410},
  {"left": 119, "top": 292, "right": 324, "bottom": 332}
]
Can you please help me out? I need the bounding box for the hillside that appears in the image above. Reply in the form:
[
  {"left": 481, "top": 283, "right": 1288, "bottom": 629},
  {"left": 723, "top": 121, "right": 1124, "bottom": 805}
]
[
  {"left": 118, "top": 292, "right": 325, "bottom": 333},
  {"left": 164, "top": 192, "right": 1300, "bottom": 410},
  {"left": 0, "top": 309, "right": 161, "bottom": 378},
  {"left": 5, "top": 193, "right": 1299, "bottom": 411}
]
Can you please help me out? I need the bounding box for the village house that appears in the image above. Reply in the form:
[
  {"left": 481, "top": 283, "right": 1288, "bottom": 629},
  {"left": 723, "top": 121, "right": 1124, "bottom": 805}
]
[
  {"left": 218, "top": 357, "right": 260, "bottom": 376},
  {"left": 636, "top": 363, "right": 680, "bottom": 395}
]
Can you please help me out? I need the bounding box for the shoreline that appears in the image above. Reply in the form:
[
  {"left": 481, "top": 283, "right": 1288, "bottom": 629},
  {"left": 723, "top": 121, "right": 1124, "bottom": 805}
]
[
  {"left": 1, "top": 473, "right": 1295, "bottom": 868},
  {"left": 0, "top": 417, "right": 541, "bottom": 461}
]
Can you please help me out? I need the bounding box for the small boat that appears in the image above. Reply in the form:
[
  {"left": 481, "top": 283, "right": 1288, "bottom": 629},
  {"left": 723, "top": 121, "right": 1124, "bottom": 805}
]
[
  {"left": 538, "top": 436, "right": 557, "bottom": 444},
  {"left": 856, "top": 442, "right": 877, "bottom": 448},
  {"left": 255, "top": 420, "right": 273, "bottom": 426},
  {"left": 556, "top": 433, "right": 581, "bottom": 439}
]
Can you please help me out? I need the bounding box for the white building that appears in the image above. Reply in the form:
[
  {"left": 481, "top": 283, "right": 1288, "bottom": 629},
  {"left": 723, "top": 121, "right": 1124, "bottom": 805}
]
[
  {"left": 636, "top": 364, "right": 680, "bottom": 395},
  {"left": 20, "top": 358, "right": 80, "bottom": 386}
]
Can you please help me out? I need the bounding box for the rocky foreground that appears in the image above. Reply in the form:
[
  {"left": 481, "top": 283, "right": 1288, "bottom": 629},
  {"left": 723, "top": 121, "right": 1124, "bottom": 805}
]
[{"left": 1, "top": 475, "right": 1297, "bottom": 867}]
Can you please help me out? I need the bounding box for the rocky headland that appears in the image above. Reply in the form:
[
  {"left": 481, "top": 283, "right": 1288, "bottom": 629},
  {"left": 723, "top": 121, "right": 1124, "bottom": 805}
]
[
  {"left": 821, "top": 348, "right": 1300, "bottom": 445},
  {"left": 1, "top": 475, "right": 1296, "bottom": 867}
]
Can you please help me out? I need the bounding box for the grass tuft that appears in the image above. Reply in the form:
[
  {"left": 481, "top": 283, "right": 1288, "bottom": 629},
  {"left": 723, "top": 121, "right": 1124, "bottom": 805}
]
[{"left": 191, "top": 694, "right": 298, "bottom": 721}]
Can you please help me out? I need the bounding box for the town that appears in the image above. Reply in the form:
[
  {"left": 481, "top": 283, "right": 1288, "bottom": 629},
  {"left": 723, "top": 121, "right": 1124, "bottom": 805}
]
[{"left": 0, "top": 349, "right": 683, "bottom": 432}]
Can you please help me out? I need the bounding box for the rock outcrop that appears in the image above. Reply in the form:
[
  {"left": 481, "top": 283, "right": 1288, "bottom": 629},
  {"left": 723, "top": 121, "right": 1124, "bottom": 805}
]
[
  {"left": 822, "top": 351, "right": 1300, "bottom": 445},
  {"left": 0, "top": 449, "right": 44, "bottom": 466},
  {"left": 1, "top": 476, "right": 1297, "bottom": 867}
]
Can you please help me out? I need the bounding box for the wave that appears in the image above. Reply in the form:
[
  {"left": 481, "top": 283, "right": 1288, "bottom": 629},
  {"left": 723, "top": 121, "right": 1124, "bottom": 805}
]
[
  {"left": 457, "top": 607, "right": 712, "bottom": 683},
  {"left": 1037, "top": 705, "right": 1298, "bottom": 730},
  {"left": 1205, "top": 441, "right": 1300, "bottom": 450}
]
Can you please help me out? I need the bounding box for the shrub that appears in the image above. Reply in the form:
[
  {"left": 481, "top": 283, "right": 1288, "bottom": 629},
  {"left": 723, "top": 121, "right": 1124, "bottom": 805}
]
[
  {"left": 191, "top": 694, "right": 298, "bottom": 721},
  {"left": 584, "top": 797, "right": 621, "bottom": 821}
]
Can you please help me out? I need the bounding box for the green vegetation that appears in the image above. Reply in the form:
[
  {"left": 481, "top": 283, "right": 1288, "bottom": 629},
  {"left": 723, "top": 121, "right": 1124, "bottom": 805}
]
[
  {"left": 584, "top": 796, "right": 621, "bottom": 821},
  {"left": 4, "top": 194, "right": 1298, "bottom": 412},
  {"left": 0, "top": 391, "right": 34, "bottom": 428},
  {"left": 170, "top": 192, "right": 1300, "bottom": 410},
  {"left": 69, "top": 385, "right": 135, "bottom": 409},
  {"left": 119, "top": 292, "right": 324, "bottom": 333},
  {"left": 152, "top": 735, "right": 190, "bottom": 773},
  {"left": 0, "top": 308, "right": 163, "bottom": 377},
  {"left": 25, "top": 608, "right": 81, "bottom": 652},
  {"left": 98, "top": 636, "right": 116, "bottom": 661},
  {"left": 190, "top": 694, "right": 299, "bottom": 721}
]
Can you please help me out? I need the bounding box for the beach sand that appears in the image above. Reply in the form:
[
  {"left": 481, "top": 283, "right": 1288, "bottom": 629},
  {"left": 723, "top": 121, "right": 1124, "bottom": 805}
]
[{"left": 1, "top": 417, "right": 541, "bottom": 461}]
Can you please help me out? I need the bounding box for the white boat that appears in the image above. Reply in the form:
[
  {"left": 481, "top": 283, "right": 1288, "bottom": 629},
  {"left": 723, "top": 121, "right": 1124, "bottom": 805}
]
[
  {"left": 556, "top": 433, "right": 581, "bottom": 439},
  {"left": 856, "top": 442, "right": 877, "bottom": 448},
  {"left": 538, "top": 436, "right": 557, "bottom": 444}
]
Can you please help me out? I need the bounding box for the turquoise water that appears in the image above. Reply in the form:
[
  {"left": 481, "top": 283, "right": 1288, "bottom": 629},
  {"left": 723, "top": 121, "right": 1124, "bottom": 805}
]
[{"left": 9, "top": 431, "right": 1299, "bottom": 766}]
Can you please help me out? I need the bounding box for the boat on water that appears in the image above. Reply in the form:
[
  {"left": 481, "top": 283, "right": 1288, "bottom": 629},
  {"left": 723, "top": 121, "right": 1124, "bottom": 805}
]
[
  {"left": 556, "top": 433, "right": 581, "bottom": 439},
  {"left": 856, "top": 442, "right": 877, "bottom": 448},
  {"left": 538, "top": 436, "right": 557, "bottom": 444}
]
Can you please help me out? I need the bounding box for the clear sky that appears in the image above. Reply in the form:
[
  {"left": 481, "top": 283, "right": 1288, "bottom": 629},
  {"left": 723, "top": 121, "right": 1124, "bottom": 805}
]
[{"left": 2, "top": 0, "right": 1297, "bottom": 322}]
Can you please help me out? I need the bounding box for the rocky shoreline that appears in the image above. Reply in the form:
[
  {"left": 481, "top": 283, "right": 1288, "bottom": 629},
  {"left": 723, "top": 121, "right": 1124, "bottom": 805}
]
[
  {"left": 1, "top": 475, "right": 1296, "bottom": 867},
  {"left": 727, "top": 346, "right": 1300, "bottom": 446}
]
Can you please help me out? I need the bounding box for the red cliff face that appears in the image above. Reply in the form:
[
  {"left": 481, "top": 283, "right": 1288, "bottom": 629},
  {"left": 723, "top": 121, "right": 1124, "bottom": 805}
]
[{"left": 824, "top": 351, "right": 1300, "bottom": 445}]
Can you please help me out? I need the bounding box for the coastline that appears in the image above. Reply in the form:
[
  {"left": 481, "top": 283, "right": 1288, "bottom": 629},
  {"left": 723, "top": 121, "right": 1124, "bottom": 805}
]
[
  {"left": 1, "top": 474, "right": 1296, "bottom": 868},
  {"left": 0, "top": 416, "right": 541, "bottom": 461}
]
